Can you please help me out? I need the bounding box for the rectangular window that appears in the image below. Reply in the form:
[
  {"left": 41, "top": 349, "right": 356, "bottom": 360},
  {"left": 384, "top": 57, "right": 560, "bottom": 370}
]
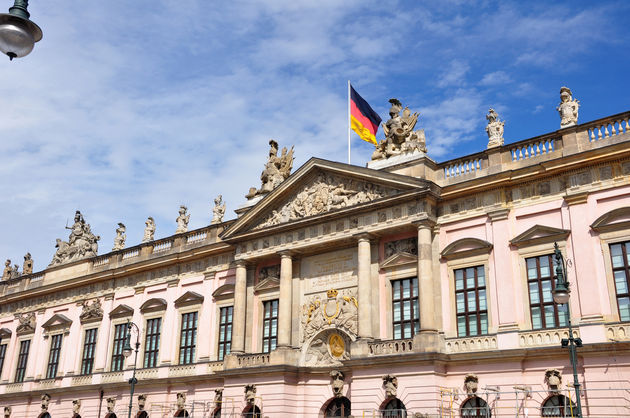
[
  {"left": 45, "top": 334, "right": 63, "bottom": 379},
  {"left": 218, "top": 306, "right": 233, "bottom": 360},
  {"left": 527, "top": 254, "right": 568, "bottom": 329},
  {"left": 610, "top": 241, "right": 630, "bottom": 321},
  {"left": 144, "top": 317, "right": 162, "bottom": 368},
  {"left": 455, "top": 266, "right": 488, "bottom": 337},
  {"left": 111, "top": 323, "right": 127, "bottom": 372},
  {"left": 392, "top": 277, "right": 420, "bottom": 339},
  {"left": 179, "top": 312, "right": 198, "bottom": 365},
  {"left": 14, "top": 340, "right": 30, "bottom": 383},
  {"left": 81, "top": 328, "right": 98, "bottom": 375},
  {"left": 262, "top": 300, "right": 278, "bottom": 353},
  {"left": 0, "top": 343, "right": 7, "bottom": 377}
]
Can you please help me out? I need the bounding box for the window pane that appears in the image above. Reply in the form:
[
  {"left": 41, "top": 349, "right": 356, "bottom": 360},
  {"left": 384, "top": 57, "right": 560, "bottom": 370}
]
[
  {"left": 478, "top": 289, "right": 487, "bottom": 311},
  {"left": 403, "top": 300, "right": 411, "bottom": 320},
  {"left": 455, "top": 270, "right": 464, "bottom": 290},
  {"left": 456, "top": 293, "right": 465, "bottom": 313},
  {"left": 539, "top": 256, "right": 550, "bottom": 277},
  {"left": 529, "top": 282, "right": 540, "bottom": 304},
  {"left": 558, "top": 305, "right": 568, "bottom": 327},
  {"left": 544, "top": 305, "right": 556, "bottom": 328},
  {"left": 467, "top": 291, "right": 476, "bottom": 311},
  {"left": 393, "top": 302, "right": 401, "bottom": 321},
  {"left": 619, "top": 297, "right": 630, "bottom": 321},
  {"left": 527, "top": 258, "right": 537, "bottom": 279},
  {"left": 615, "top": 270, "right": 629, "bottom": 294},
  {"left": 413, "top": 300, "right": 420, "bottom": 321},
  {"left": 457, "top": 316, "right": 467, "bottom": 337},
  {"left": 477, "top": 267, "right": 485, "bottom": 286},
  {"left": 402, "top": 279, "right": 410, "bottom": 298},
  {"left": 393, "top": 280, "right": 400, "bottom": 294},
  {"left": 532, "top": 307, "right": 542, "bottom": 329},
  {"left": 403, "top": 323, "right": 411, "bottom": 339},
  {"left": 480, "top": 313, "right": 488, "bottom": 334},
  {"left": 611, "top": 244, "right": 623, "bottom": 268},
  {"left": 393, "top": 323, "right": 401, "bottom": 339},
  {"left": 542, "top": 280, "right": 553, "bottom": 302},
  {"left": 469, "top": 316, "right": 478, "bottom": 336}
]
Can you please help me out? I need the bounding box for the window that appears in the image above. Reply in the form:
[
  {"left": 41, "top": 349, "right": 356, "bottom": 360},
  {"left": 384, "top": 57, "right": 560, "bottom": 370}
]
[
  {"left": 382, "top": 398, "right": 407, "bottom": 418},
  {"left": 218, "top": 307, "right": 233, "bottom": 361},
  {"left": 81, "top": 328, "right": 98, "bottom": 375},
  {"left": 455, "top": 266, "right": 488, "bottom": 337},
  {"left": 14, "top": 340, "right": 30, "bottom": 382},
  {"left": 324, "top": 397, "right": 351, "bottom": 417},
  {"left": 179, "top": 312, "right": 198, "bottom": 365},
  {"left": 144, "top": 317, "right": 161, "bottom": 368},
  {"left": 0, "top": 343, "right": 7, "bottom": 377},
  {"left": 111, "top": 323, "right": 127, "bottom": 372},
  {"left": 461, "top": 396, "right": 490, "bottom": 417},
  {"left": 527, "top": 254, "right": 568, "bottom": 329},
  {"left": 541, "top": 394, "right": 576, "bottom": 417},
  {"left": 262, "top": 300, "right": 278, "bottom": 353},
  {"left": 610, "top": 241, "right": 630, "bottom": 321},
  {"left": 45, "top": 334, "right": 63, "bottom": 379},
  {"left": 392, "top": 278, "right": 420, "bottom": 339}
]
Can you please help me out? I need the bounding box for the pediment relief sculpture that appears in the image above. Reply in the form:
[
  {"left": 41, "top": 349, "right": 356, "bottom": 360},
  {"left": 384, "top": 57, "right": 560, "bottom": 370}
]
[
  {"left": 246, "top": 139, "right": 294, "bottom": 200},
  {"left": 591, "top": 207, "right": 630, "bottom": 233},
  {"left": 372, "top": 98, "right": 427, "bottom": 161},
  {"left": 441, "top": 238, "right": 493, "bottom": 260},
  {"left": 510, "top": 225, "right": 570, "bottom": 248},
  {"left": 16, "top": 312, "right": 36, "bottom": 335},
  {"left": 301, "top": 288, "right": 358, "bottom": 344},
  {"left": 80, "top": 299, "right": 103, "bottom": 323},
  {"left": 303, "top": 329, "right": 352, "bottom": 367},
  {"left": 255, "top": 172, "right": 398, "bottom": 230},
  {"left": 385, "top": 237, "right": 418, "bottom": 258},
  {"left": 49, "top": 210, "right": 100, "bottom": 267}
]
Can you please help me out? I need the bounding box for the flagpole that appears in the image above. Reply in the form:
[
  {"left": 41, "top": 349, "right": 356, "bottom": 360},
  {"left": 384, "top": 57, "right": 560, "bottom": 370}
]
[{"left": 347, "top": 80, "right": 351, "bottom": 165}]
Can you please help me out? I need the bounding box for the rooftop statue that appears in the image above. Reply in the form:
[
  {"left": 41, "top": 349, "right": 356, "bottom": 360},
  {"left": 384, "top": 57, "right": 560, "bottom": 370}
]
[
  {"left": 211, "top": 195, "right": 226, "bottom": 224},
  {"left": 10, "top": 264, "right": 20, "bottom": 279},
  {"left": 486, "top": 108, "right": 505, "bottom": 148},
  {"left": 372, "top": 98, "right": 427, "bottom": 161},
  {"left": 2, "top": 259, "right": 12, "bottom": 280},
  {"left": 112, "top": 223, "right": 126, "bottom": 251},
  {"left": 23, "top": 252, "right": 33, "bottom": 275},
  {"left": 246, "top": 139, "right": 294, "bottom": 200},
  {"left": 557, "top": 86, "right": 580, "bottom": 128},
  {"left": 49, "top": 211, "right": 100, "bottom": 267},
  {"left": 175, "top": 205, "right": 190, "bottom": 234},
  {"left": 142, "top": 217, "right": 156, "bottom": 243}
]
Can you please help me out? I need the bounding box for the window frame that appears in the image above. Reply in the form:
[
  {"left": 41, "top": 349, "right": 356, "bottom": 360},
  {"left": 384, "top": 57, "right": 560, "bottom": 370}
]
[
  {"left": 179, "top": 311, "right": 198, "bottom": 365},
  {"left": 14, "top": 339, "right": 30, "bottom": 383},
  {"left": 454, "top": 265, "right": 489, "bottom": 337},
  {"left": 217, "top": 306, "right": 233, "bottom": 361},
  {"left": 45, "top": 333, "right": 63, "bottom": 379},
  {"left": 80, "top": 327, "right": 98, "bottom": 376},
  {"left": 110, "top": 323, "right": 128, "bottom": 372},
  {"left": 525, "top": 253, "right": 568, "bottom": 330},
  {"left": 0, "top": 343, "right": 7, "bottom": 379},
  {"left": 143, "top": 316, "right": 162, "bottom": 368},
  {"left": 391, "top": 277, "right": 420, "bottom": 340},
  {"left": 261, "top": 299, "right": 278, "bottom": 353},
  {"left": 609, "top": 241, "right": 630, "bottom": 321}
]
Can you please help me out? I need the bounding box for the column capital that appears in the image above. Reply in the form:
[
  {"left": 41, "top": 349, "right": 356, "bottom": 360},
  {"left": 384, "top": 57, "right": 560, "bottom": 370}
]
[
  {"left": 413, "top": 215, "right": 436, "bottom": 230},
  {"left": 353, "top": 232, "right": 375, "bottom": 243},
  {"left": 232, "top": 258, "right": 251, "bottom": 268},
  {"left": 278, "top": 250, "right": 295, "bottom": 259}
]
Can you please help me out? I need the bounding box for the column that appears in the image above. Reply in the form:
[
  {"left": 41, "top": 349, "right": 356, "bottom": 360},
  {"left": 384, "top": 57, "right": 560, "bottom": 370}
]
[
  {"left": 277, "top": 252, "right": 293, "bottom": 348},
  {"left": 417, "top": 219, "right": 437, "bottom": 332},
  {"left": 232, "top": 260, "right": 247, "bottom": 353},
  {"left": 357, "top": 234, "right": 373, "bottom": 339}
]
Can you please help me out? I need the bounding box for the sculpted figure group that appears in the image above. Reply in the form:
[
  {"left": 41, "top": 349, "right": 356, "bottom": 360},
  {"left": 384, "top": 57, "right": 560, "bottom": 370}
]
[
  {"left": 247, "top": 139, "right": 294, "bottom": 199},
  {"left": 2, "top": 253, "right": 33, "bottom": 280},
  {"left": 49, "top": 211, "right": 100, "bottom": 267},
  {"left": 372, "top": 98, "right": 427, "bottom": 161}
]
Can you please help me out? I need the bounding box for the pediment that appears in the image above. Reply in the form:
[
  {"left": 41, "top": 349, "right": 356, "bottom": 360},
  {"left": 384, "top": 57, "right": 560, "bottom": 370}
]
[
  {"left": 41, "top": 313, "right": 72, "bottom": 331},
  {"left": 441, "top": 238, "right": 493, "bottom": 260},
  {"left": 140, "top": 298, "right": 167, "bottom": 313},
  {"left": 222, "top": 158, "right": 431, "bottom": 240},
  {"left": 212, "top": 284, "right": 234, "bottom": 301},
  {"left": 174, "top": 291, "right": 204, "bottom": 308},
  {"left": 109, "top": 304, "right": 134, "bottom": 319},
  {"left": 254, "top": 277, "right": 280, "bottom": 294},
  {"left": 0, "top": 328, "right": 11, "bottom": 339},
  {"left": 591, "top": 207, "right": 630, "bottom": 233},
  {"left": 510, "top": 225, "right": 570, "bottom": 248},
  {"left": 380, "top": 252, "right": 418, "bottom": 269}
]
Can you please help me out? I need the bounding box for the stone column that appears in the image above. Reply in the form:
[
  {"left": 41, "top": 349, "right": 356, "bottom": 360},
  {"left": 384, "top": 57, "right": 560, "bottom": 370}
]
[
  {"left": 416, "top": 219, "right": 437, "bottom": 332},
  {"left": 232, "top": 260, "right": 247, "bottom": 353},
  {"left": 356, "top": 234, "right": 373, "bottom": 339},
  {"left": 277, "top": 252, "right": 293, "bottom": 348}
]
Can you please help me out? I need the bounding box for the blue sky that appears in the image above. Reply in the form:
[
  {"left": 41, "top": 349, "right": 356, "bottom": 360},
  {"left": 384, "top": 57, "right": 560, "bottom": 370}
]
[{"left": 1, "top": 0, "right": 629, "bottom": 272}]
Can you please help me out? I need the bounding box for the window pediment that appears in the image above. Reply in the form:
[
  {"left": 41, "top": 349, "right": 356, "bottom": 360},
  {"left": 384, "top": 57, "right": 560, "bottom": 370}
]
[
  {"left": 591, "top": 207, "right": 630, "bottom": 233},
  {"left": 109, "top": 304, "right": 134, "bottom": 319},
  {"left": 380, "top": 252, "right": 418, "bottom": 269},
  {"left": 174, "top": 291, "right": 204, "bottom": 308},
  {"left": 140, "top": 298, "right": 167, "bottom": 314},
  {"left": 441, "top": 238, "right": 493, "bottom": 260},
  {"left": 0, "top": 328, "right": 11, "bottom": 339},
  {"left": 254, "top": 277, "right": 280, "bottom": 294},
  {"left": 41, "top": 313, "right": 72, "bottom": 335},
  {"left": 212, "top": 284, "right": 235, "bottom": 301},
  {"left": 510, "top": 225, "right": 570, "bottom": 248}
]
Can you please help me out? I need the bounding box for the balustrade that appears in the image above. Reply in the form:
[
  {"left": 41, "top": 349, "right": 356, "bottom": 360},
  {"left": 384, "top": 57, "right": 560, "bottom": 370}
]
[
  {"left": 519, "top": 328, "right": 579, "bottom": 347},
  {"left": 443, "top": 156, "right": 484, "bottom": 178},
  {"left": 368, "top": 338, "right": 413, "bottom": 355},
  {"left": 588, "top": 115, "right": 630, "bottom": 142},
  {"left": 237, "top": 353, "right": 270, "bottom": 367},
  {"left": 153, "top": 240, "right": 173, "bottom": 253},
  {"left": 510, "top": 136, "right": 556, "bottom": 161},
  {"left": 445, "top": 335, "right": 497, "bottom": 353},
  {"left": 186, "top": 230, "right": 207, "bottom": 244}
]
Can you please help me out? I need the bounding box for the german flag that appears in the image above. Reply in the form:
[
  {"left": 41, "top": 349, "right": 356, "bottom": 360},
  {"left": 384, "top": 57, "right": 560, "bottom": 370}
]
[{"left": 350, "top": 85, "right": 382, "bottom": 145}]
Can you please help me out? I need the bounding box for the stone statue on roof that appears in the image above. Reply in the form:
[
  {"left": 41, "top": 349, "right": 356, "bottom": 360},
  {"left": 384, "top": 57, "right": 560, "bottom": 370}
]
[
  {"left": 112, "top": 223, "right": 126, "bottom": 251},
  {"left": 142, "top": 217, "right": 156, "bottom": 243},
  {"left": 486, "top": 108, "right": 505, "bottom": 148},
  {"left": 49, "top": 210, "right": 100, "bottom": 267},
  {"left": 2, "top": 260, "right": 12, "bottom": 280},
  {"left": 175, "top": 206, "right": 190, "bottom": 234},
  {"left": 372, "top": 99, "right": 426, "bottom": 160},
  {"left": 23, "top": 253, "right": 33, "bottom": 275},
  {"left": 211, "top": 195, "right": 226, "bottom": 224},
  {"left": 246, "top": 139, "right": 294, "bottom": 200},
  {"left": 557, "top": 86, "right": 579, "bottom": 128}
]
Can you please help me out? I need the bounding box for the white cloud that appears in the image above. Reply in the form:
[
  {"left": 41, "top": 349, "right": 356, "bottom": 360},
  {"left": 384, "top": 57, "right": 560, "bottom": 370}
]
[
  {"left": 479, "top": 71, "right": 512, "bottom": 86},
  {"left": 437, "top": 60, "right": 470, "bottom": 88}
]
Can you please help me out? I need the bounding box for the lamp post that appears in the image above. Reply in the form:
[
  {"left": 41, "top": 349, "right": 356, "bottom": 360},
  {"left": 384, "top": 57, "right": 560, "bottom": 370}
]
[
  {"left": 551, "top": 242, "right": 583, "bottom": 417},
  {"left": 122, "top": 321, "right": 141, "bottom": 418},
  {"left": 0, "top": 0, "right": 42, "bottom": 60}
]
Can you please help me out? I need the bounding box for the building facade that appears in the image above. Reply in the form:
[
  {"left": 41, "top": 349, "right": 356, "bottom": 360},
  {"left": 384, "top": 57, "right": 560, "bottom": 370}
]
[{"left": 0, "top": 92, "right": 630, "bottom": 417}]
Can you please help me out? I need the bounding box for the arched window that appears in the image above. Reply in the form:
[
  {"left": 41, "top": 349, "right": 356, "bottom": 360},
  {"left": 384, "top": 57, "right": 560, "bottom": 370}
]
[
  {"left": 324, "top": 397, "right": 351, "bottom": 417},
  {"left": 382, "top": 397, "right": 407, "bottom": 417},
  {"left": 541, "top": 394, "right": 576, "bottom": 417},
  {"left": 461, "top": 396, "right": 491, "bottom": 417},
  {"left": 242, "top": 405, "right": 261, "bottom": 418}
]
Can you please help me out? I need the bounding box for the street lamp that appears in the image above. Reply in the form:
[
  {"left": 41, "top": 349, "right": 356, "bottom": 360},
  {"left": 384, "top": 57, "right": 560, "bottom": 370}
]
[
  {"left": 0, "top": 0, "right": 42, "bottom": 60},
  {"left": 123, "top": 321, "right": 141, "bottom": 418},
  {"left": 551, "top": 242, "right": 583, "bottom": 417}
]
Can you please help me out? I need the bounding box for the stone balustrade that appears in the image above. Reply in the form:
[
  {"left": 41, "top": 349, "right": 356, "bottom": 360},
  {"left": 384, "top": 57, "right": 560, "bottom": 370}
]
[
  {"left": 445, "top": 335, "right": 498, "bottom": 353},
  {"left": 152, "top": 239, "right": 173, "bottom": 253},
  {"left": 509, "top": 135, "right": 557, "bottom": 162},
  {"left": 93, "top": 255, "right": 110, "bottom": 267},
  {"left": 101, "top": 371, "right": 124, "bottom": 383},
  {"left": 606, "top": 323, "right": 630, "bottom": 341},
  {"left": 519, "top": 328, "right": 579, "bottom": 348},
  {"left": 443, "top": 155, "right": 485, "bottom": 179},
  {"left": 368, "top": 338, "right": 413, "bottom": 356},
  {"left": 122, "top": 248, "right": 140, "bottom": 260},
  {"left": 37, "top": 378, "right": 56, "bottom": 389},
  {"left": 71, "top": 375, "right": 93, "bottom": 386},
  {"left": 587, "top": 114, "right": 630, "bottom": 142},
  {"left": 208, "top": 361, "right": 224, "bottom": 373},
  {"left": 237, "top": 353, "right": 271, "bottom": 367},
  {"left": 186, "top": 230, "right": 208, "bottom": 244},
  {"left": 5, "top": 383, "right": 23, "bottom": 393},
  {"left": 136, "top": 368, "right": 159, "bottom": 379},
  {"left": 168, "top": 364, "right": 197, "bottom": 377}
]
